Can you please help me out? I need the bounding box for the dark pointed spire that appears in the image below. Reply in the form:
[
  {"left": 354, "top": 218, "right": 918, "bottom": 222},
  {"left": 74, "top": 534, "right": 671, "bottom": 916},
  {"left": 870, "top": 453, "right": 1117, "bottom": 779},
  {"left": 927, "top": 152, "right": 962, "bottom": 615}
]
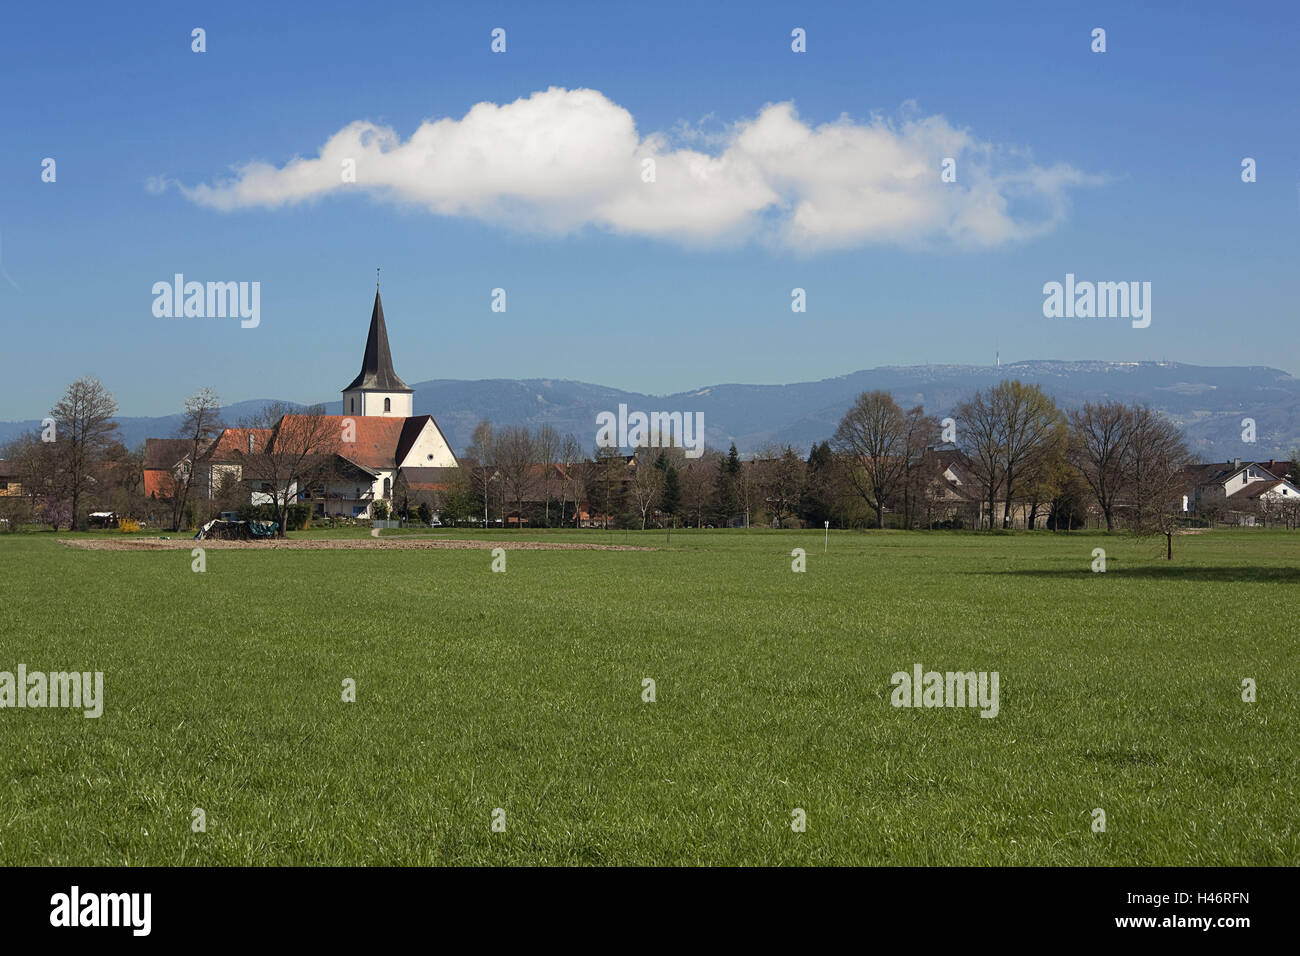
[{"left": 343, "top": 288, "right": 413, "bottom": 392}]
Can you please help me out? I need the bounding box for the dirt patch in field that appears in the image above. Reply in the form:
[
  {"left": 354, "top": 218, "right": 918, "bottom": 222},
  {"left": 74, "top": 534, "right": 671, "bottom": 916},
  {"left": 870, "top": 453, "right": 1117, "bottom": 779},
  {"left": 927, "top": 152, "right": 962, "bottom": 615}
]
[{"left": 61, "top": 537, "right": 656, "bottom": 553}]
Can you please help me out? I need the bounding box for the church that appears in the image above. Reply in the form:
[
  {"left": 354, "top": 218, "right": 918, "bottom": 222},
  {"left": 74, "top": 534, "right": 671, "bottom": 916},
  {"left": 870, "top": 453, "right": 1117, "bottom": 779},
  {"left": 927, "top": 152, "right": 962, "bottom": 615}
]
[
  {"left": 144, "top": 285, "right": 460, "bottom": 520},
  {"left": 295, "top": 284, "right": 460, "bottom": 516}
]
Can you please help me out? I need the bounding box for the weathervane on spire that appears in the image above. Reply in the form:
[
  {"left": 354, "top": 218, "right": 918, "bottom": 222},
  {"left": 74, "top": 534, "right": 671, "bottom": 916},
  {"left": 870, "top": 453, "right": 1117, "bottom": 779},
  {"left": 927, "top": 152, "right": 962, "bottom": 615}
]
[{"left": 376, "top": 267, "right": 381, "bottom": 289}]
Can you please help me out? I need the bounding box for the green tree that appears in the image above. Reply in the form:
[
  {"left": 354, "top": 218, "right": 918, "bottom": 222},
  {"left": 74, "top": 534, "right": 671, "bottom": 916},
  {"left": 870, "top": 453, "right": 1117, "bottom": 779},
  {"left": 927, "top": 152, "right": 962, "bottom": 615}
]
[
  {"left": 660, "top": 463, "right": 681, "bottom": 517},
  {"left": 716, "top": 443, "right": 740, "bottom": 523},
  {"left": 799, "top": 441, "right": 836, "bottom": 526}
]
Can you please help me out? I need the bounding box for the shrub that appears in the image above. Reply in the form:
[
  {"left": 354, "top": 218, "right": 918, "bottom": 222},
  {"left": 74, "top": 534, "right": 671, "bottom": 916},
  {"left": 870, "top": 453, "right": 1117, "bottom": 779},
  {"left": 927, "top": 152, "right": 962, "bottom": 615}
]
[
  {"left": 118, "top": 517, "right": 141, "bottom": 533},
  {"left": 286, "top": 503, "right": 312, "bottom": 531},
  {"left": 372, "top": 501, "right": 389, "bottom": 520}
]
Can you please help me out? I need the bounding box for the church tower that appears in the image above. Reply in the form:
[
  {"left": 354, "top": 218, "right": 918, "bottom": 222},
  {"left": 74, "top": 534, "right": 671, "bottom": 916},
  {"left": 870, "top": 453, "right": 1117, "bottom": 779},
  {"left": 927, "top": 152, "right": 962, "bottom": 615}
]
[{"left": 341, "top": 286, "right": 414, "bottom": 418}]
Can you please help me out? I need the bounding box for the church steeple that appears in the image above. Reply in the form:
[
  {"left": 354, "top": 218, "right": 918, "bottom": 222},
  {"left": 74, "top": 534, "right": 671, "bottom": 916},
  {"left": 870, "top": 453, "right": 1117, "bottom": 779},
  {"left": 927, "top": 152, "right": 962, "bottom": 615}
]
[
  {"left": 341, "top": 286, "right": 414, "bottom": 418},
  {"left": 344, "top": 288, "right": 413, "bottom": 393}
]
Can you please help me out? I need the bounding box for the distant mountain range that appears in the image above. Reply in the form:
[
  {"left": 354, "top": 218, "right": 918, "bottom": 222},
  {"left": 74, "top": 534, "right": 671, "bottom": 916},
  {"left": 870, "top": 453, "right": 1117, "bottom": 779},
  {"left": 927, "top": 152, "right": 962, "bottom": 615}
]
[{"left": 2, "top": 361, "right": 1297, "bottom": 461}]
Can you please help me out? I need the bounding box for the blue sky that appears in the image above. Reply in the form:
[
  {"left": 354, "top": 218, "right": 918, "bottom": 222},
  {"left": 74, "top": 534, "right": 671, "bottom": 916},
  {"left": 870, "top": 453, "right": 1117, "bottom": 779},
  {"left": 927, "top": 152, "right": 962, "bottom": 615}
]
[{"left": 2, "top": 0, "right": 1297, "bottom": 419}]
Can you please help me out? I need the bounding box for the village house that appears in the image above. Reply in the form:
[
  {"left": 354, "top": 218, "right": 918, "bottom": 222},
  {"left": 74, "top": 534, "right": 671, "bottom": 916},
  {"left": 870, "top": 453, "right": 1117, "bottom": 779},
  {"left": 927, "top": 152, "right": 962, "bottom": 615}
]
[
  {"left": 1182, "top": 459, "right": 1300, "bottom": 525},
  {"left": 0, "top": 459, "right": 22, "bottom": 498},
  {"left": 143, "top": 286, "right": 460, "bottom": 520},
  {"left": 1185, "top": 460, "right": 1294, "bottom": 528}
]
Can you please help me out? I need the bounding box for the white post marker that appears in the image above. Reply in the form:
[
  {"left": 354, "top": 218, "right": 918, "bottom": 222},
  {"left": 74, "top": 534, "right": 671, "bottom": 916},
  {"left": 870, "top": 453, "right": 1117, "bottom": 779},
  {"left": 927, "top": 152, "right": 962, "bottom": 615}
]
[{"left": 824, "top": 520, "right": 829, "bottom": 552}]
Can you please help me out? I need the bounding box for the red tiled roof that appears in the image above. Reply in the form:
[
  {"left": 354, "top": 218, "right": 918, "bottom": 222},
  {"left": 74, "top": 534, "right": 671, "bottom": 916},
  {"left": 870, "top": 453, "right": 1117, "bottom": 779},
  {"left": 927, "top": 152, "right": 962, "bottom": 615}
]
[
  {"left": 273, "top": 415, "right": 431, "bottom": 470},
  {"left": 192, "top": 416, "right": 456, "bottom": 474},
  {"left": 205, "top": 428, "right": 274, "bottom": 461}
]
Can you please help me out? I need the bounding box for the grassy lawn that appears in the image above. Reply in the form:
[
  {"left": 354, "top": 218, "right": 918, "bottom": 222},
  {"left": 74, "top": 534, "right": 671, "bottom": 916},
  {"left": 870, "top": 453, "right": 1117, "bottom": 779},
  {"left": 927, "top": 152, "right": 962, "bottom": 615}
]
[{"left": 0, "top": 528, "right": 1295, "bottom": 865}]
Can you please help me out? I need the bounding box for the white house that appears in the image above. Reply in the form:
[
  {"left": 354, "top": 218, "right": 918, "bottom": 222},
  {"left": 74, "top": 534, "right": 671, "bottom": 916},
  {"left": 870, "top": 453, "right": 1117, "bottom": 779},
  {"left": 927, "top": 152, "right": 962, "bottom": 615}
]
[{"left": 1183, "top": 459, "right": 1298, "bottom": 524}]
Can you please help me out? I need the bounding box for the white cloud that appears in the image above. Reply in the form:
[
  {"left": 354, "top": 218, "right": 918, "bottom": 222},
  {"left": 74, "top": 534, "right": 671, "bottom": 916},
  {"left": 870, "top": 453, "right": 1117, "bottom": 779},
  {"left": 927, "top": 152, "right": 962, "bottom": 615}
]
[{"left": 171, "top": 87, "right": 1097, "bottom": 252}]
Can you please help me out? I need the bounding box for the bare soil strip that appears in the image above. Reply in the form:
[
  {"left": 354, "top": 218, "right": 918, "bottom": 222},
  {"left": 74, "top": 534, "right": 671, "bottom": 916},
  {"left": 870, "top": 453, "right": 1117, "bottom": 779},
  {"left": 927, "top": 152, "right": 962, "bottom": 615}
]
[{"left": 62, "top": 537, "right": 656, "bottom": 552}]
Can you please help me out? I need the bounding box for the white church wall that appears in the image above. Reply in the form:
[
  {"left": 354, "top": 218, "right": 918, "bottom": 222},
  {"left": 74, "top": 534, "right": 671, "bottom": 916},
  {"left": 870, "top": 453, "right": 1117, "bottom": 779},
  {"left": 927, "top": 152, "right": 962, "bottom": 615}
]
[
  {"left": 399, "top": 421, "right": 458, "bottom": 468},
  {"left": 342, "top": 390, "right": 413, "bottom": 418}
]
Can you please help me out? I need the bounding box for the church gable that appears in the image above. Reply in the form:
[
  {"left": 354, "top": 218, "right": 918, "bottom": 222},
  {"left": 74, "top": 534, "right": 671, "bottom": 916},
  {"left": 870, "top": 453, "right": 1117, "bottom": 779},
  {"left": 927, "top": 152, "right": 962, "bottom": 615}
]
[{"left": 397, "top": 416, "right": 458, "bottom": 469}]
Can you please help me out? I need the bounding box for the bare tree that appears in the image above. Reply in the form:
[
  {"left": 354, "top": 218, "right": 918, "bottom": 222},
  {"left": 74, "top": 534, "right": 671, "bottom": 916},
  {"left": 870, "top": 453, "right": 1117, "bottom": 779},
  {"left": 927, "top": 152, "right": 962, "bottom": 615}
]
[
  {"left": 1021, "top": 432, "right": 1070, "bottom": 530},
  {"left": 993, "top": 381, "right": 1065, "bottom": 529},
  {"left": 558, "top": 432, "right": 582, "bottom": 527},
  {"left": 570, "top": 458, "right": 595, "bottom": 528},
  {"left": 1124, "top": 405, "right": 1190, "bottom": 558},
  {"left": 4, "top": 431, "right": 62, "bottom": 528},
  {"left": 900, "top": 405, "right": 939, "bottom": 529},
  {"left": 233, "top": 403, "right": 338, "bottom": 537},
  {"left": 592, "top": 445, "right": 626, "bottom": 530},
  {"left": 51, "top": 377, "right": 119, "bottom": 530},
  {"left": 465, "top": 420, "right": 496, "bottom": 527},
  {"left": 535, "top": 424, "right": 560, "bottom": 525},
  {"left": 171, "top": 387, "right": 224, "bottom": 531},
  {"left": 98, "top": 440, "right": 147, "bottom": 523},
  {"left": 494, "top": 426, "right": 538, "bottom": 528},
  {"left": 833, "top": 390, "right": 908, "bottom": 528},
  {"left": 756, "top": 443, "right": 806, "bottom": 527},
  {"left": 628, "top": 448, "right": 664, "bottom": 529},
  {"left": 1068, "top": 401, "right": 1132, "bottom": 531},
  {"left": 734, "top": 458, "right": 763, "bottom": 528},
  {"left": 679, "top": 450, "right": 720, "bottom": 527},
  {"left": 956, "top": 387, "right": 1006, "bottom": 529}
]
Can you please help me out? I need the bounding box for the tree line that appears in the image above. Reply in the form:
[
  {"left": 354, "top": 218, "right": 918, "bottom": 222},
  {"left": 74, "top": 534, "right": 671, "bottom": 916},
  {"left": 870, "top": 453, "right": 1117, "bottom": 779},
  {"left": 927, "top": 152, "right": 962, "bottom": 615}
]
[
  {"left": 4, "top": 375, "right": 1298, "bottom": 535},
  {"left": 444, "top": 381, "right": 1286, "bottom": 537},
  {"left": 831, "top": 382, "right": 1200, "bottom": 534}
]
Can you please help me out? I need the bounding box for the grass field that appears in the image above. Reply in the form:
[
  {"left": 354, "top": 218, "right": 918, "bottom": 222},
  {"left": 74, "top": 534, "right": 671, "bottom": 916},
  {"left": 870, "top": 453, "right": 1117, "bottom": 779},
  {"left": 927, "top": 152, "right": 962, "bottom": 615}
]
[{"left": 1, "top": 527, "right": 1296, "bottom": 865}]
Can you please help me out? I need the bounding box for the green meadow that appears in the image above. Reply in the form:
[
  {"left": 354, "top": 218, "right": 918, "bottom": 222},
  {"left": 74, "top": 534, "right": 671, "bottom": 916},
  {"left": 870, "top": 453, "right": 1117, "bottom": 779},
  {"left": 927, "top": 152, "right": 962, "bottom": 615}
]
[{"left": 0, "top": 528, "right": 1296, "bottom": 865}]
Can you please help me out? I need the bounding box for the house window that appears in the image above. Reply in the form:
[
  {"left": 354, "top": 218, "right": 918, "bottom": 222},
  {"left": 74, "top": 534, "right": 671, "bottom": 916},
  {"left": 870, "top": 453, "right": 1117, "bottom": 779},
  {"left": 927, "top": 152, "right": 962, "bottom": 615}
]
[
  {"left": 350, "top": 397, "right": 355, "bottom": 414},
  {"left": 383, "top": 477, "right": 391, "bottom": 499},
  {"left": 384, "top": 397, "right": 391, "bottom": 412},
  {"left": 0, "top": 481, "right": 7, "bottom": 490}
]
